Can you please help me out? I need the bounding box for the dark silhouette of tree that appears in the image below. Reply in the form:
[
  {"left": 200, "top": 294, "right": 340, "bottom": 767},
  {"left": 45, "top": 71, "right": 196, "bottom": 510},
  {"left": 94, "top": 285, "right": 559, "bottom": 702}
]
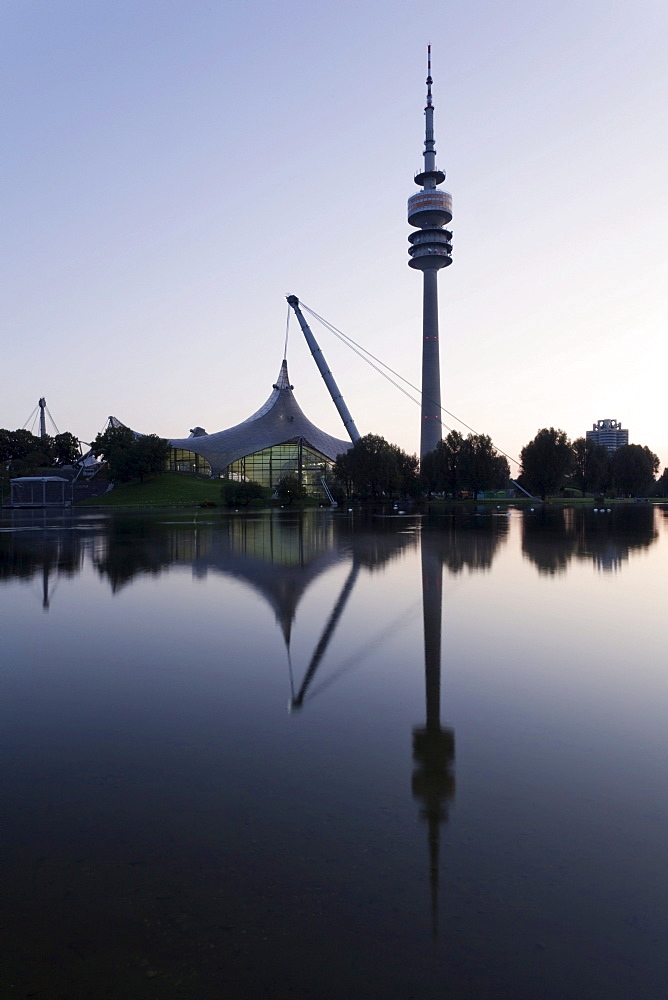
[
  {"left": 0, "top": 428, "right": 82, "bottom": 479},
  {"left": 611, "top": 444, "right": 659, "bottom": 496},
  {"left": 0, "top": 428, "right": 57, "bottom": 477},
  {"left": 459, "top": 434, "right": 510, "bottom": 496},
  {"left": 132, "top": 435, "right": 171, "bottom": 483},
  {"left": 54, "top": 432, "right": 81, "bottom": 466},
  {"left": 220, "top": 479, "right": 269, "bottom": 506},
  {"left": 92, "top": 426, "right": 170, "bottom": 483},
  {"left": 571, "top": 437, "right": 610, "bottom": 495},
  {"left": 275, "top": 474, "right": 307, "bottom": 504},
  {"left": 420, "top": 430, "right": 465, "bottom": 495},
  {"left": 334, "top": 434, "right": 419, "bottom": 499},
  {"left": 656, "top": 467, "right": 668, "bottom": 497},
  {"left": 422, "top": 431, "right": 508, "bottom": 496},
  {"left": 520, "top": 427, "right": 573, "bottom": 500}
]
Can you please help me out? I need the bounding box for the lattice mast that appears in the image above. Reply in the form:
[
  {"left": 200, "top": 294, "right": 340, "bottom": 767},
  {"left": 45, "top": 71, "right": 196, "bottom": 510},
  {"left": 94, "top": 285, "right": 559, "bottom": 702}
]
[{"left": 408, "top": 46, "right": 453, "bottom": 459}]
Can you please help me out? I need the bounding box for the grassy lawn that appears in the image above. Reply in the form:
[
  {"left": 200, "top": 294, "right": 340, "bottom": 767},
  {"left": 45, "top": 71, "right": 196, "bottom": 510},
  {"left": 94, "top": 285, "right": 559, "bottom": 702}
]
[{"left": 77, "top": 473, "right": 226, "bottom": 507}]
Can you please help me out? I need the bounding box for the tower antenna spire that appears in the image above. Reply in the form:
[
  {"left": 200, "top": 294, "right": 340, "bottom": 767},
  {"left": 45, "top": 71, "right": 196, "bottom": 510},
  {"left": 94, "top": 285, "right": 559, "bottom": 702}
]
[
  {"left": 407, "top": 46, "right": 453, "bottom": 459},
  {"left": 426, "top": 43, "right": 432, "bottom": 107}
]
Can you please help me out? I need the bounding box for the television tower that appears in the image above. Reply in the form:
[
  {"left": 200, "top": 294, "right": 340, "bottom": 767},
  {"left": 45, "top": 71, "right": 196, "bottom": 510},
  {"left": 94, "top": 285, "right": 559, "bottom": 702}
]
[{"left": 408, "top": 46, "right": 453, "bottom": 459}]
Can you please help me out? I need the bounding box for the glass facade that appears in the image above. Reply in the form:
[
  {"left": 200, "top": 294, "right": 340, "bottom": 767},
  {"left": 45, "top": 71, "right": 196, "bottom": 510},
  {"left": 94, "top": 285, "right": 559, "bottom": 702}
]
[
  {"left": 169, "top": 440, "right": 335, "bottom": 497},
  {"left": 168, "top": 449, "right": 212, "bottom": 477},
  {"left": 225, "top": 440, "right": 332, "bottom": 496}
]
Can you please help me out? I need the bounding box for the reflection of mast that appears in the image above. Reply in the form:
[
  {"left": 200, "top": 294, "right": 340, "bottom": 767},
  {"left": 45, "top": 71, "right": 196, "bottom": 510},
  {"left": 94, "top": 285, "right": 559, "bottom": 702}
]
[
  {"left": 290, "top": 560, "right": 360, "bottom": 709},
  {"left": 412, "top": 531, "right": 455, "bottom": 937},
  {"left": 42, "top": 562, "right": 51, "bottom": 611}
]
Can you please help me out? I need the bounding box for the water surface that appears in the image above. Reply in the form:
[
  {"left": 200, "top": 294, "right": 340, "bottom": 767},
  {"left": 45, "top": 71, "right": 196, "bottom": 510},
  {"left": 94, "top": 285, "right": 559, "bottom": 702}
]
[{"left": 1, "top": 505, "right": 666, "bottom": 999}]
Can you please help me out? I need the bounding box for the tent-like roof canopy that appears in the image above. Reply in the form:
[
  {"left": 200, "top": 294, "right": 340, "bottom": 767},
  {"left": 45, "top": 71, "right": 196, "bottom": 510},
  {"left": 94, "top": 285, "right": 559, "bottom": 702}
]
[{"left": 168, "top": 361, "right": 352, "bottom": 474}]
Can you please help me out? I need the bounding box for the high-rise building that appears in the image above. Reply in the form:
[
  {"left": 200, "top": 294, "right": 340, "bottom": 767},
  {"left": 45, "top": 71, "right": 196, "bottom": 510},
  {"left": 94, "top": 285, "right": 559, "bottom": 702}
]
[
  {"left": 586, "top": 419, "right": 628, "bottom": 452},
  {"left": 408, "top": 47, "right": 453, "bottom": 459}
]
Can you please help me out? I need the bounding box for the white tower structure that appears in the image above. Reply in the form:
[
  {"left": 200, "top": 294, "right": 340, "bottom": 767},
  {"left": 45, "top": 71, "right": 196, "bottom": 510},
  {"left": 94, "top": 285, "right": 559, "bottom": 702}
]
[{"left": 408, "top": 47, "right": 453, "bottom": 459}]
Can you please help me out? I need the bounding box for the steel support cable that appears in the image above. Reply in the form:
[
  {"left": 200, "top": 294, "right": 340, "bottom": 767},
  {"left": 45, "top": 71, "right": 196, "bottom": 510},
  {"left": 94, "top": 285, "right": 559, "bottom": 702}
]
[
  {"left": 45, "top": 406, "right": 60, "bottom": 435},
  {"left": 22, "top": 404, "right": 60, "bottom": 437},
  {"left": 298, "top": 304, "right": 454, "bottom": 431},
  {"left": 301, "top": 302, "right": 519, "bottom": 468},
  {"left": 300, "top": 305, "right": 459, "bottom": 438},
  {"left": 23, "top": 405, "right": 39, "bottom": 430}
]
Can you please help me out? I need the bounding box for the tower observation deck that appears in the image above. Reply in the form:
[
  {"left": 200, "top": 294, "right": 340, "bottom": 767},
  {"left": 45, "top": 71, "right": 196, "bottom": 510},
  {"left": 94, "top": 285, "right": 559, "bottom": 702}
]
[{"left": 408, "top": 46, "right": 452, "bottom": 459}]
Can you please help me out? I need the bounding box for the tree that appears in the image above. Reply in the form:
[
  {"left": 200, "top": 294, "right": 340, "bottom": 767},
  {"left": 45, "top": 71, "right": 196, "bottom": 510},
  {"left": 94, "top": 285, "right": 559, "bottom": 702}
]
[
  {"left": 92, "top": 426, "right": 170, "bottom": 483},
  {"left": 396, "top": 449, "right": 421, "bottom": 497},
  {"left": 132, "top": 434, "right": 172, "bottom": 483},
  {"left": 0, "top": 428, "right": 55, "bottom": 475},
  {"left": 610, "top": 444, "right": 659, "bottom": 496},
  {"left": 459, "top": 434, "right": 510, "bottom": 496},
  {"left": 422, "top": 431, "right": 509, "bottom": 497},
  {"left": 655, "top": 467, "right": 668, "bottom": 498},
  {"left": 92, "top": 425, "right": 135, "bottom": 481},
  {"left": 334, "top": 434, "right": 419, "bottom": 499},
  {"left": 520, "top": 428, "right": 573, "bottom": 501},
  {"left": 420, "top": 430, "right": 465, "bottom": 495},
  {"left": 54, "top": 432, "right": 81, "bottom": 466},
  {"left": 571, "top": 438, "right": 610, "bottom": 496},
  {"left": 275, "top": 473, "right": 307, "bottom": 504}
]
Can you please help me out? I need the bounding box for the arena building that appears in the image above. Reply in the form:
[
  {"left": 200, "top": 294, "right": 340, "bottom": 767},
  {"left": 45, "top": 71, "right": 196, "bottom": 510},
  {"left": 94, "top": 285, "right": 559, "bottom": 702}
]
[{"left": 167, "top": 359, "right": 352, "bottom": 495}]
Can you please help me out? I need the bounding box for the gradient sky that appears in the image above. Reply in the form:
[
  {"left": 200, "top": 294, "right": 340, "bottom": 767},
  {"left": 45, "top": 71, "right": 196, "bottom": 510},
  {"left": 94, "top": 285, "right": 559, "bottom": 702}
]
[{"left": 2, "top": 0, "right": 667, "bottom": 470}]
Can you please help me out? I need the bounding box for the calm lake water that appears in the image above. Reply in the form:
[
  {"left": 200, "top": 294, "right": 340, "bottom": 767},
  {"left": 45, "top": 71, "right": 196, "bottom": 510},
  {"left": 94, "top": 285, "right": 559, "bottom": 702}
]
[{"left": 1, "top": 505, "right": 666, "bottom": 1000}]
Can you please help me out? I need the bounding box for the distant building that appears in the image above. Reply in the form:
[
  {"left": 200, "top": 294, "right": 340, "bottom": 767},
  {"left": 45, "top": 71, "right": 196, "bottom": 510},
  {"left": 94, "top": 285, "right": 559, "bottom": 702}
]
[{"left": 586, "top": 419, "right": 628, "bottom": 453}]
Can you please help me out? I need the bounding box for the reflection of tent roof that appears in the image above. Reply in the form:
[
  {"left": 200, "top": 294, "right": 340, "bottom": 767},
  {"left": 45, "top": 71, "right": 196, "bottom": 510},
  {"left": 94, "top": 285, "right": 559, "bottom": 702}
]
[
  {"left": 168, "top": 361, "right": 352, "bottom": 474},
  {"left": 194, "top": 544, "right": 343, "bottom": 646}
]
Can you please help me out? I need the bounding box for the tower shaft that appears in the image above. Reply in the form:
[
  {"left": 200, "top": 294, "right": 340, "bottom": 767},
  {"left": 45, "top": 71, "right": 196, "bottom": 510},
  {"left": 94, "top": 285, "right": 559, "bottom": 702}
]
[{"left": 421, "top": 269, "right": 442, "bottom": 457}]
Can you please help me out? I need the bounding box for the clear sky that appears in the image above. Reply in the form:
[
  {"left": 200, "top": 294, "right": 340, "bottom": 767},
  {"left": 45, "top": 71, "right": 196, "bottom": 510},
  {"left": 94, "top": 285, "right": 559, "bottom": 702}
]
[{"left": 2, "top": 0, "right": 667, "bottom": 470}]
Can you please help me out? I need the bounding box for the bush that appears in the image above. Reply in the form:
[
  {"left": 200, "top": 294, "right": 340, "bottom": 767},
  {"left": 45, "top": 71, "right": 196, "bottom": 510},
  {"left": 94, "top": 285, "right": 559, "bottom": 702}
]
[
  {"left": 275, "top": 474, "right": 307, "bottom": 504},
  {"left": 220, "top": 479, "right": 269, "bottom": 507}
]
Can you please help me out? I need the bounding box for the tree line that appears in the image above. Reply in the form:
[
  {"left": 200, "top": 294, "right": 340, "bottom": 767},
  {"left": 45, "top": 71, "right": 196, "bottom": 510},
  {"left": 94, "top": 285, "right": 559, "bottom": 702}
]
[
  {"left": 519, "top": 427, "right": 664, "bottom": 500},
  {"left": 333, "top": 431, "right": 510, "bottom": 500},
  {"left": 0, "top": 428, "right": 81, "bottom": 480},
  {"left": 332, "top": 428, "right": 666, "bottom": 501}
]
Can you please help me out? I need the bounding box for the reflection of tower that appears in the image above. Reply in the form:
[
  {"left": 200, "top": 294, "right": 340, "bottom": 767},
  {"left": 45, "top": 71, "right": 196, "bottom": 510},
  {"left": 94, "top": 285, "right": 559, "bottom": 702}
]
[
  {"left": 408, "top": 47, "right": 453, "bottom": 460},
  {"left": 412, "top": 530, "right": 455, "bottom": 937}
]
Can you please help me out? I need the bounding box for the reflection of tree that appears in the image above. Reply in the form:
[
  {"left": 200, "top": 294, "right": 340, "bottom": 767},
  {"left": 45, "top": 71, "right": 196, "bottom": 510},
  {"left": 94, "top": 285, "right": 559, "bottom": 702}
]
[
  {"left": 333, "top": 515, "right": 418, "bottom": 572},
  {"left": 573, "top": 505, "right": 658, "bottom": 571},
  {"left": 93, "top": 517, "right": 179, "bottom": 592},
  {"left": 412, "top": 532, "right": 456, "bottom": 938},
  {"left": 521, "top": 508, "right": 576, "bottom": 575},
  {"left": 422, "top": 510, "right": 509, "bottom": 575},
  {"left": 522, "top": 506, "right": 658, "bottom": 575}
]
